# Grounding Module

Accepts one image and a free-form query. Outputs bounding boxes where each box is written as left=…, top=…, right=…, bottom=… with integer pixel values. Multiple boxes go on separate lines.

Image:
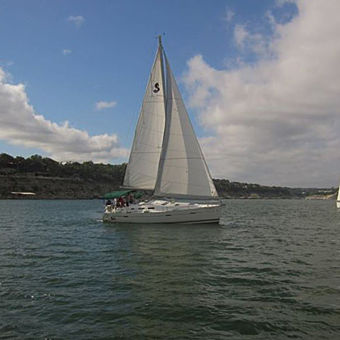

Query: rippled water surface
left=0, top=199, right=339, bottom=339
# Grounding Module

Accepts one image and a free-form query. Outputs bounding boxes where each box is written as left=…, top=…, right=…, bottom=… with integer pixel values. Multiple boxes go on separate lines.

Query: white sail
left=337, top=184, right=340, bottom=208
left=154, top=55, right=218, bottom=199
left=123, top=45, right=166, bottom=190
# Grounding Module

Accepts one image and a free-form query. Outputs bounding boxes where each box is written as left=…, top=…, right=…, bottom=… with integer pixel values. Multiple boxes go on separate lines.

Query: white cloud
left=0, top=59, right=14, bottom=67
left=276, top=0, right=296, bottom=6
left=96, top=101, right=117, bottom=110
left=67, top=15, right=85, bottom=28
left=233, top=24, right=248, bottom=48
left=0, top=69, right=128, bottom=163
left=233, top=24, right=269, bottom=57
left=62, top=49, right=72, bottom=55
left=184, top=0, right=340, bottom=187
left=224, top=8, right=235, bottom=23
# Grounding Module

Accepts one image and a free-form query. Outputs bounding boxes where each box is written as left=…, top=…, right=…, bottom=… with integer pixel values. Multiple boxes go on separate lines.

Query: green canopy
left=104, top=190, right=144, bottom=199
left=104, top=190, right=132, bottom=199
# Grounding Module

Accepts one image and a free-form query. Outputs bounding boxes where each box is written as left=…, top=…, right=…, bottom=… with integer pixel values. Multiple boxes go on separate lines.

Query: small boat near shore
left=104, top=37, right=221, bottom=224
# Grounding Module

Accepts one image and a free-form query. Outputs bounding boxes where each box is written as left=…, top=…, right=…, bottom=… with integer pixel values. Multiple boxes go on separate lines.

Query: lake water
left=0, top=199, right=339, bottom=339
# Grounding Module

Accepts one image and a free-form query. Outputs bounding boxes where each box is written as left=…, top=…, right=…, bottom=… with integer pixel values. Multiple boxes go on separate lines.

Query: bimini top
left=104, top=190, right=143, bottom=199
left=104, top=190, right=133, bottom=199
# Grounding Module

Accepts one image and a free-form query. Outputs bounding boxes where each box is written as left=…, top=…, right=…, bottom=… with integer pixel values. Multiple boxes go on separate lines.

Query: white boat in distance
left=337, top=185, right=340, bottom=208
left=103, top=37, right=221, bottom=224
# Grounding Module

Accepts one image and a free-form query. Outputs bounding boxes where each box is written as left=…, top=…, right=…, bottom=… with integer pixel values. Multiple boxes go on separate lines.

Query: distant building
left=10, top=192, right=36, bottom=196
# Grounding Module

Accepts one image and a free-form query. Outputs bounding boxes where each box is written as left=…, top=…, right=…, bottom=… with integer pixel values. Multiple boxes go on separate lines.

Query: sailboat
left=337, top=185, right=340, bottom=208
left=103, top=37, right=221, bottom=224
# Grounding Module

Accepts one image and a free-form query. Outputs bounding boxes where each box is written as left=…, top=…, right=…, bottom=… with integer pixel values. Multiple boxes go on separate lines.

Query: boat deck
left=103, top=199, right=221, bottom=224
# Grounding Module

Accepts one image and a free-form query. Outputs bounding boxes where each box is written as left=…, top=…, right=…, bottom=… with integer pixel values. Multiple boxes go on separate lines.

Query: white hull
left=103, top=199, right=221, bottom=224
left=337, top=200, right=340, bottom=209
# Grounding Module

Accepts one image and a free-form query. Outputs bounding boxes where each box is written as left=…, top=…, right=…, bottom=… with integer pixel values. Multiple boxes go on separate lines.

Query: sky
left=0, top=0, right=339, bottom=187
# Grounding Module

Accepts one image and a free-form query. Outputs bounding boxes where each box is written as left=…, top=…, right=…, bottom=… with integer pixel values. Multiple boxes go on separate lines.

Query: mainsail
left=124, top=38, right=218, bottom=199
left=123, top=44, right=166, bottom=190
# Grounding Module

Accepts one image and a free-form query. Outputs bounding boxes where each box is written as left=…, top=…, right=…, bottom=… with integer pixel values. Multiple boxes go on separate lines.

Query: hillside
left=0, top=153, right=336, bottom=199
left=0, top=153, right=126, bottom=199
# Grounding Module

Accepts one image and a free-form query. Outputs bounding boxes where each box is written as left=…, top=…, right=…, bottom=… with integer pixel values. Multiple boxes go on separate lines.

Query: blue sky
left=1, top=0, right=339, bottom=186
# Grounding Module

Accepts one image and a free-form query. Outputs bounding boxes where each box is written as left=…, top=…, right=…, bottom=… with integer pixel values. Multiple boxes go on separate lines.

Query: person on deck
left=117, top=196, right=125, bottom=208
left=127, top=193, right=134, bottom=205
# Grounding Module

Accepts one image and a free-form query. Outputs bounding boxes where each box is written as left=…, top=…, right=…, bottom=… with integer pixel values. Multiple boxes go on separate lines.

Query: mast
left=154, top=36, right=168, bottom=195
left=158, top=35, right=167, bottom=118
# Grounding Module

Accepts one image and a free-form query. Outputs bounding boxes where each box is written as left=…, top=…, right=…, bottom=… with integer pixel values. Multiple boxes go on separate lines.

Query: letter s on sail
left=153, top=82, right=160, bottom=93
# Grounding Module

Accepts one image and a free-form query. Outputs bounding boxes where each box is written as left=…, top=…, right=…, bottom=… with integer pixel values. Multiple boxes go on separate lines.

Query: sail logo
left=153, top=82, right=160, bottom=93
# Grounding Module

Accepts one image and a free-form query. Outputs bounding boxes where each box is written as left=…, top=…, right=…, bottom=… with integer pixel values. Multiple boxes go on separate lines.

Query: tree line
left=0, top=153, right=126, bottom=185
left=0, top=153, right=335, bottom=198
